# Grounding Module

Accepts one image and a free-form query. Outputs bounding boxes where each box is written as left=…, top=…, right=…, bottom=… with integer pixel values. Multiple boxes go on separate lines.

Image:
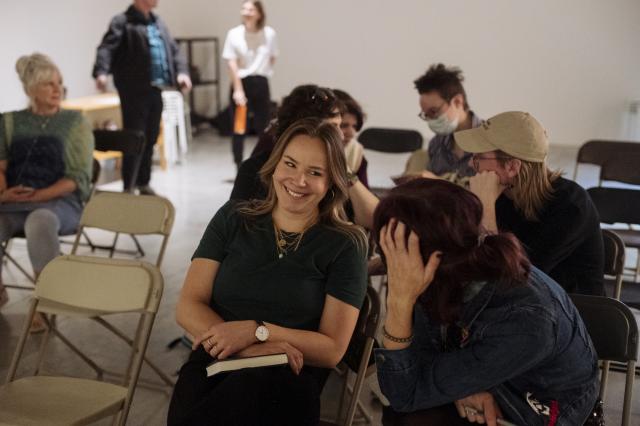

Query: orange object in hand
left=234, top=104, right=247, bottom=135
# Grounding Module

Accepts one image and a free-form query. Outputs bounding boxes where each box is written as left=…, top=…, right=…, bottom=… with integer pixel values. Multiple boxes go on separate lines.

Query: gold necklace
left=273, top=223, right=307, bottom=259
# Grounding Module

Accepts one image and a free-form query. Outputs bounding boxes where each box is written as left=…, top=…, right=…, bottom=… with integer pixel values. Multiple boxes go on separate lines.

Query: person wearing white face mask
left=404, top=64, right=482, bottom=185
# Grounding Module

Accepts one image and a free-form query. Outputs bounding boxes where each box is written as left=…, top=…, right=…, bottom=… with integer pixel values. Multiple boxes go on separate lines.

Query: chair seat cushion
left=0, top=376, right=127, bottom=425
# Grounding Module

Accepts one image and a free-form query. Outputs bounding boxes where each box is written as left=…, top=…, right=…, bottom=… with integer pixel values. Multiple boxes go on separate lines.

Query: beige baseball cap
left=454, top=111, right=549, bottom=162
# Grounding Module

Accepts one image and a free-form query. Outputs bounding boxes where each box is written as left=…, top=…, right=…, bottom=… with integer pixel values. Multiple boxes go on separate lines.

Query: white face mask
left=427, top=112, right=458, bottom=135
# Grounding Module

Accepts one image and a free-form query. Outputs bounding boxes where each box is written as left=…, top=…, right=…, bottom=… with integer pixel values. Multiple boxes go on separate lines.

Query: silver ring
left=465, top=406, right=478, bottom=416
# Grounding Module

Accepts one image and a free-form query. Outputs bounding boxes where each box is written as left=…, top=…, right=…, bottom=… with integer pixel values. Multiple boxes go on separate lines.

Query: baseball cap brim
left=454, top=126, right=496, bottom=154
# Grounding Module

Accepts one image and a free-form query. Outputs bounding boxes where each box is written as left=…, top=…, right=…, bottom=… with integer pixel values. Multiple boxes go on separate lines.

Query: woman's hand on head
left=192, top=320, right=258, bottom=360
left=455, top=392, right=503, bottom=426
left=379, top=219, right=441, bottom=306
left=236, top=341, right=304, bottom=375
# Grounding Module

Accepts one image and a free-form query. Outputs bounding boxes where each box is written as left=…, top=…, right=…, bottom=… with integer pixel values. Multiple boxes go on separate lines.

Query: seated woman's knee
left=24, top=209, right=60, bottom=238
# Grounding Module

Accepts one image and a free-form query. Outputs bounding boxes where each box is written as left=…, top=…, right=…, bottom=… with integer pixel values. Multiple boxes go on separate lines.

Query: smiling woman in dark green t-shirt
left=169, top=118, right=368, bottom=426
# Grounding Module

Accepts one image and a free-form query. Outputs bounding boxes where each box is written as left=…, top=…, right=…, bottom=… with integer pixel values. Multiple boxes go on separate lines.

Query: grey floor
left=0, top=129, right=638, bottom=425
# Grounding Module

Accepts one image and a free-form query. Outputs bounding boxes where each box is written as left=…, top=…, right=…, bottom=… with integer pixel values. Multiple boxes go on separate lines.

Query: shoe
left=136, top=185, right=156, bottom=196
left=29, top=312, right=48, bottom=334
left=0, top=286, right=8, bottom=308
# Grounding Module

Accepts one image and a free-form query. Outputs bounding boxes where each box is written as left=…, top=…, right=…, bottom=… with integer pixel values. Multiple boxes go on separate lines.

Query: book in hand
left=206, top=353, right=288, bottom=377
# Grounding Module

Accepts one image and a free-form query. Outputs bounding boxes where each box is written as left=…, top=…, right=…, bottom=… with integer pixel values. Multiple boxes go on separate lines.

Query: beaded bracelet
left=382, top=326, right=413, bottom=343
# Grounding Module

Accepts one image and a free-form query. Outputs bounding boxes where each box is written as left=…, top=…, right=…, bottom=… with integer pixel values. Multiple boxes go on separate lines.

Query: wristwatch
left=255, top=320, right=269, bottom=342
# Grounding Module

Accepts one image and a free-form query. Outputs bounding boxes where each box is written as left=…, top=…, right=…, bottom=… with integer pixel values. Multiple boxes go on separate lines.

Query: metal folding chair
left=570, top=294, right=639, bottom=426
left=0, top=255, right=163, bottom=425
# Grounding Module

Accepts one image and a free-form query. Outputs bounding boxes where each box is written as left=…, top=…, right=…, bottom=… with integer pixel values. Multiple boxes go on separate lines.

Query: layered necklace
left=273, top=221, right=313, bottom=259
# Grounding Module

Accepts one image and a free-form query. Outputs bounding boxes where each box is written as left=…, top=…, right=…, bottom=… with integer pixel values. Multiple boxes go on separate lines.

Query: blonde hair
left=239, top=118, right=367, bottom=250
left=507, top=159, right=562, bottom=221
left=15, top=53, right=61, bottom=101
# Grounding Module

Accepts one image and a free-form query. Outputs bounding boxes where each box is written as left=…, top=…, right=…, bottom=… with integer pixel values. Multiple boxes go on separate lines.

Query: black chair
left=93, top=129, right=146, bottom=193
left=570, top=294, right=639, bottom=426
left=573, top=140, right=640, bottom=183
left=324, top=286, right=382, bottom=426
left=357, top=128, right=423, bottom=197
left=358, top=128, right=423, bottom=154
left=588, top=184, right=640, bottom=284
left=603, top=229, right=626, bottom=300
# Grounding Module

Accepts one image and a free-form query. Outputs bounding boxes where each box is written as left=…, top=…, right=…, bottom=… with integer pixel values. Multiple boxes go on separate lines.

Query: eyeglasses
left=471, top=154, right=512, bottom=170
left=418, top=102, right=449, bottom=121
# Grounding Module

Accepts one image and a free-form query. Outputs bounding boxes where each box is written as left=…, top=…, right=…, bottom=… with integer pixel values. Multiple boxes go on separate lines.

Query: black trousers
left=118, top=87, right=163, bottom=189
left=229, top=75, right=271, bottom=166
left=382, top=404, right=474, bottom=425
left=168, top=349, right=321, bottom=426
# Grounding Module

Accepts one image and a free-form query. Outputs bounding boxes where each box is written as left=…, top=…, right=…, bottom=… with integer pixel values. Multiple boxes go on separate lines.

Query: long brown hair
left=498, top=153, right=562, bottom=221
left=373, top=178, right=530, bottom=324
left=243, top=1, right=266, bottom=29
left=239, top=118, right=367, bottom=250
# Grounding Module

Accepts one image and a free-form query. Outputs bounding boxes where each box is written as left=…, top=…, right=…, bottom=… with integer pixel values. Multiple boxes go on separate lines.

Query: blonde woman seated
left=0, top=53, right=93, bottom=323
left=168, top=119, right=368, bottom=425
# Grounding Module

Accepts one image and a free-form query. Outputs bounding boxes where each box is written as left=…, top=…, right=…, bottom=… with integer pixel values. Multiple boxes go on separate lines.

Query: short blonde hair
left=15, top=53, right=61, bottom=100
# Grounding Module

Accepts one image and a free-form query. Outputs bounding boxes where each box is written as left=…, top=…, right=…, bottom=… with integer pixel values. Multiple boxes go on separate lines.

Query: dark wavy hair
left=373, top=178, right=530, bottom=324
left=333, top=89, right=366, bottom=131
left=413, top=63, right=469, bottom=111
left=273, top=85, right=343, bottom=139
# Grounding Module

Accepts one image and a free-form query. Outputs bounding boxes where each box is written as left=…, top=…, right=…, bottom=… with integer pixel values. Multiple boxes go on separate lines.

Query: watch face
left=255, top=325, right=269, bottom=342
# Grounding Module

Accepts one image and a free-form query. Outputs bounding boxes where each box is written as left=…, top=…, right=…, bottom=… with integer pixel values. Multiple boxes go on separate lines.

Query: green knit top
left=0, top=109, right=94, bottom=200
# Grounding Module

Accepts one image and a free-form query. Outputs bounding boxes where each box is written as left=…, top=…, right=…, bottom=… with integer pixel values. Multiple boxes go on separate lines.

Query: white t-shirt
left=222, top=25, right=278, bottom=79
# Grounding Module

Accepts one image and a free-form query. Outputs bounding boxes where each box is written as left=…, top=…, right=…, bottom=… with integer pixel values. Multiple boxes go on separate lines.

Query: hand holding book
left=236, top=341, right=304, bottom=375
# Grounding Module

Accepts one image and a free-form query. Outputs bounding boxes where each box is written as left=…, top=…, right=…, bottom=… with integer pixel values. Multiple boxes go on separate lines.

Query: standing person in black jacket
left=92, top=0, right=191, bottom=195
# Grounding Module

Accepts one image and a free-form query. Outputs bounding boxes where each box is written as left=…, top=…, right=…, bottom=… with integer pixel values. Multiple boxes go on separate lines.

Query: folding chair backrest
left=602, top=229, right=626, bottom=299
left=36, top=255, right=163, bottom=314
left=600, top=156, right=640, bottom=186
left=571, top=294, right=638, bottom=426
left=587, top=187, right=640, bottom=225
left=79, top=191, right=175, bottom=236
left=358, top=128, right=423, bottom=153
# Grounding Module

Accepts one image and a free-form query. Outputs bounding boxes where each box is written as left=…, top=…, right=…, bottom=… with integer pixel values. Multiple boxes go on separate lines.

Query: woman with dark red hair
left=373, top=178, right=599, bottom=426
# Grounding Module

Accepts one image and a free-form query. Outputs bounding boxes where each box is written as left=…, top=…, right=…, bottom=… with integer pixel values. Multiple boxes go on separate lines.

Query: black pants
left=382, top=404, right=473, bottom=426
left=118, top=87, right=163, bottom=189
left=168, top=349, right=321, bottom=426
left=229, top=75, right=271, bottom=166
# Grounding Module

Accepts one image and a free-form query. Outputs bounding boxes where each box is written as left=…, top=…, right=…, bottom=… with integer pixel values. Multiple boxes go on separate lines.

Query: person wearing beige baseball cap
left=454, top=111, right=604, bottom=296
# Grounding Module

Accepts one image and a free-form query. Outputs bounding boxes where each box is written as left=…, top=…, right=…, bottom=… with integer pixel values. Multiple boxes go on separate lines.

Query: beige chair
left=71, top=191, right=175, bottom=267
left=0, top=255, right=163, bottom=426
left=50, top=192, right=175, bottom=386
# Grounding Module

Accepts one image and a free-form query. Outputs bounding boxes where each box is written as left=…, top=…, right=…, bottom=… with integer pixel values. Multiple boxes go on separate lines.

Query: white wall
left=2, top=0, right=639, bottom=146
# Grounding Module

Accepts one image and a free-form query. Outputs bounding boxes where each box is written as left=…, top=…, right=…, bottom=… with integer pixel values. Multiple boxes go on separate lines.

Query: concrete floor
left=0, top=130, right=638, bottom=425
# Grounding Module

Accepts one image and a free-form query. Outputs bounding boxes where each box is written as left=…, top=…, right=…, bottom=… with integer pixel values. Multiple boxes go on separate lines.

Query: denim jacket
left=375, top=267, right=599, bottom=426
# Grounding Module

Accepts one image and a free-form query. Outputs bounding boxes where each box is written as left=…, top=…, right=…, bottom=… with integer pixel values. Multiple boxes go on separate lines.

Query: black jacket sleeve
left=92, top=14, right=126, bottom=78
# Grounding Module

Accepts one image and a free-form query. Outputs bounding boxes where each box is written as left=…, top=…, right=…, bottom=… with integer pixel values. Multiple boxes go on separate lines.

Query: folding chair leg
left=130, top=235, right=145, bottom=258
left=599, top=360, right=610, bottom=402
left=95, top=317, right=175, bottom=386
left=49, top=323, right=104, bottom=379
left=622, top=360, right=635, bottom=426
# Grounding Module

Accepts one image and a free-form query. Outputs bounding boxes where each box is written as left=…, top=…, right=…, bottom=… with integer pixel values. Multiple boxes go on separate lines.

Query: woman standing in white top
left=223, top=0, right=278, bottom=170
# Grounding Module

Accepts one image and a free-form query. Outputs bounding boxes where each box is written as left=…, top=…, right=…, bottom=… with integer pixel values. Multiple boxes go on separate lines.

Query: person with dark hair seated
left=168, top=119, right=367, bottom=425
left=333, top=89, right=369, bottom=188
left=373, top=178, right=599, bottom=426
left=232, top=84, right=379, bottom=229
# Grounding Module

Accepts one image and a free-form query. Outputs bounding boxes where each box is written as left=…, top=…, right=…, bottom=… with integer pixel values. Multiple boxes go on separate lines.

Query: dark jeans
left=229, top=75, right=271, bottom=165
left=118, top=87, right=163, bottom=189
left=168, top=349, right=320, bottom=426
